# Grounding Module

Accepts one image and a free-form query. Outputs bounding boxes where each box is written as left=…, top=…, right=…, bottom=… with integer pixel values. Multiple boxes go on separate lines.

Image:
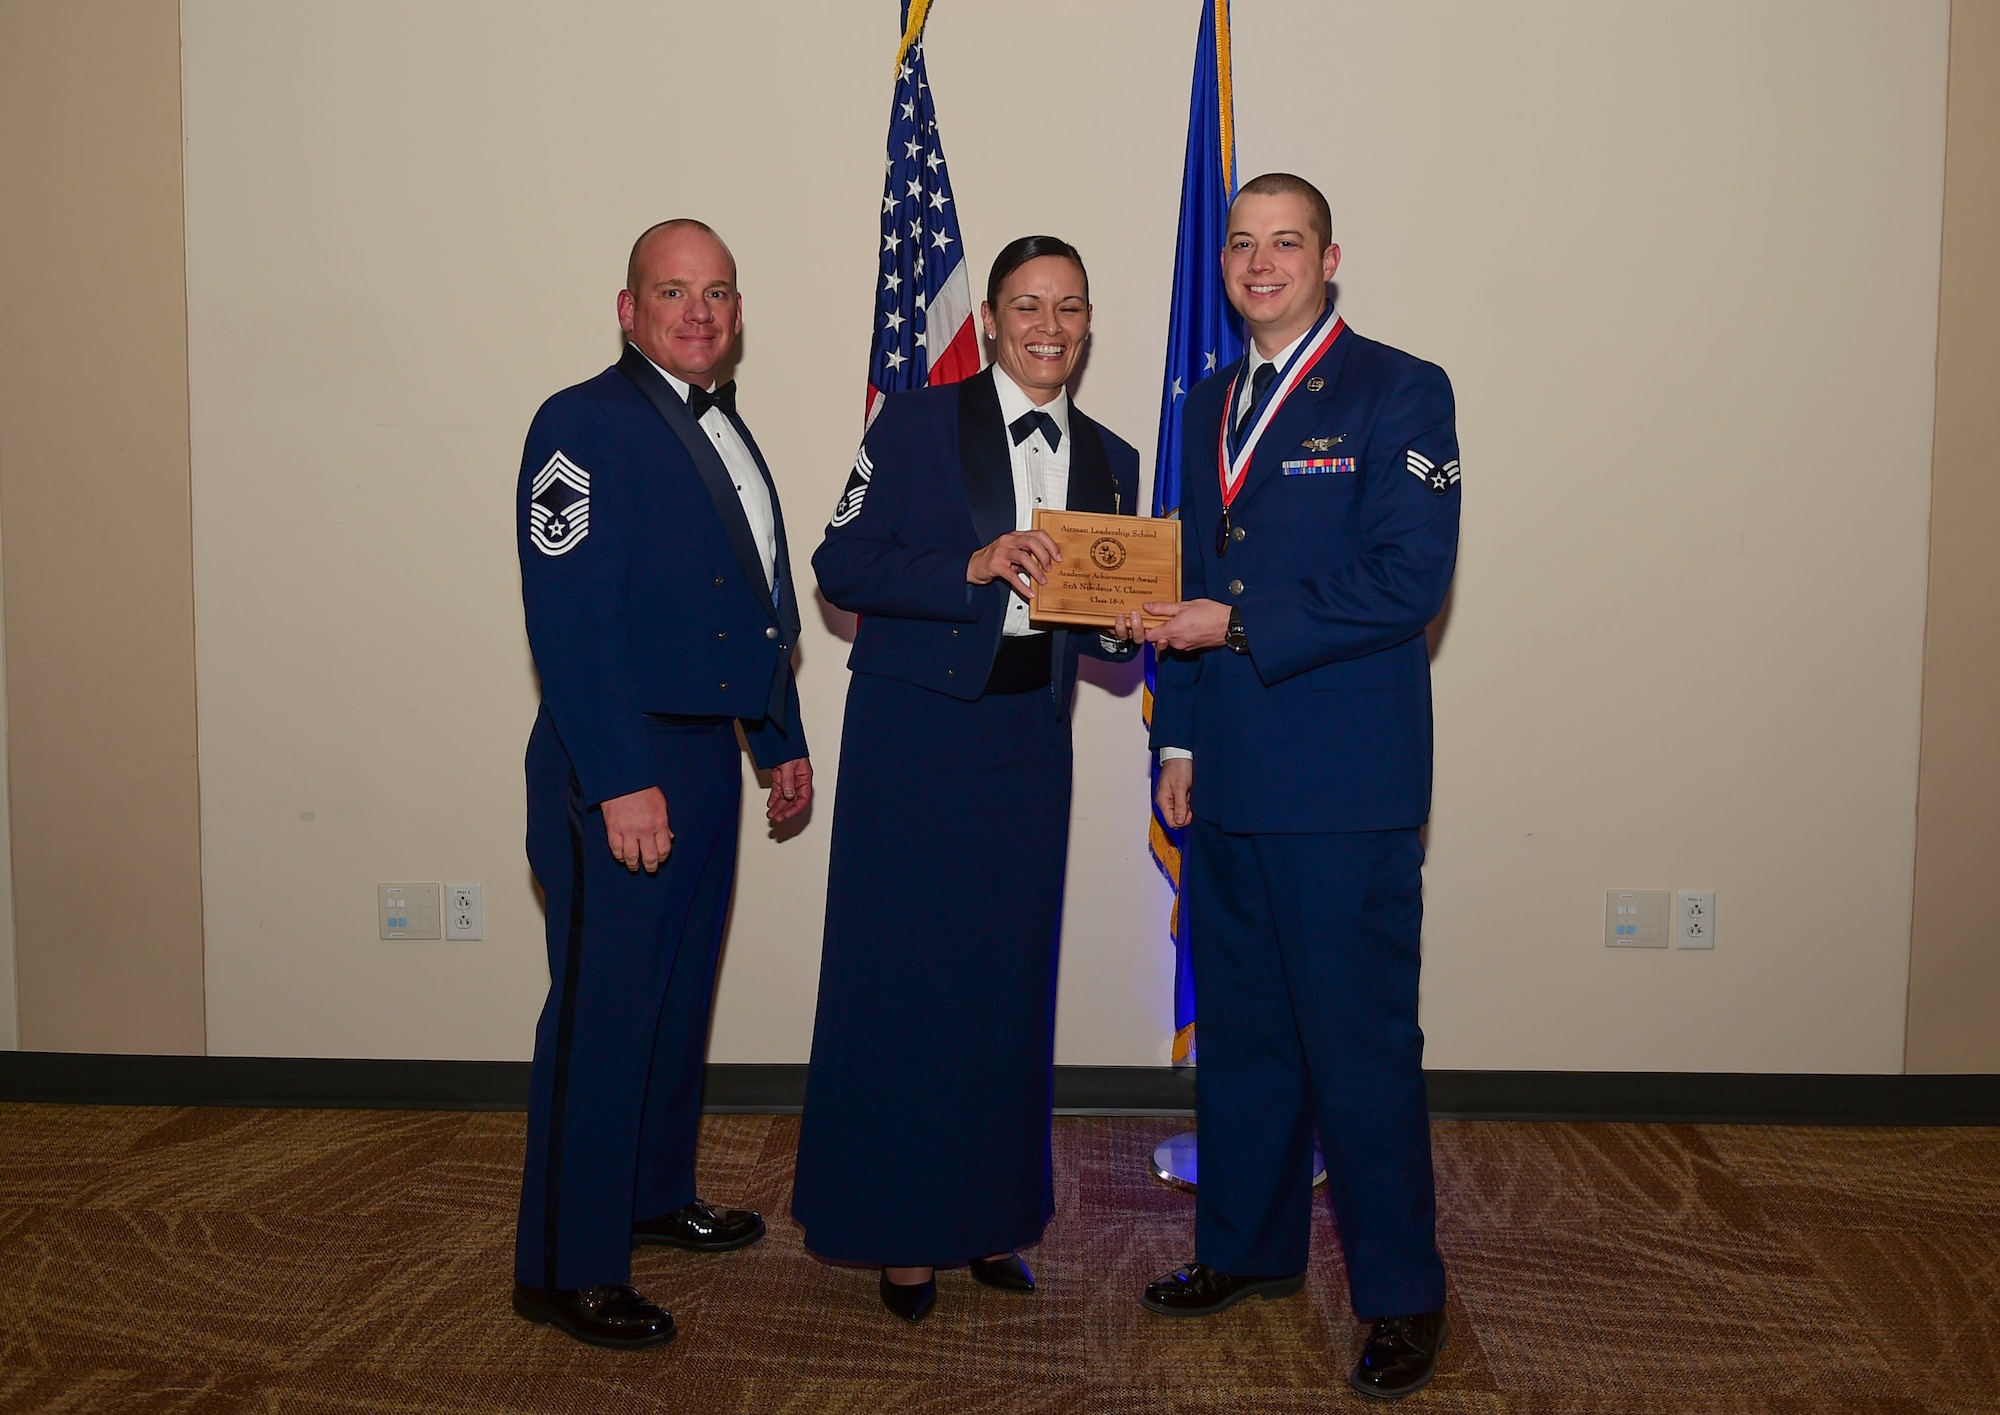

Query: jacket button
left=1232, top=525, right=1247, bottom=542
left=719, top=681, right=729, bottom=690
left=946, top=669, right=955, bottom=677
left=714, top=576, right=725, bottom=587
left=950, top=628, right=959, bottom=637
left=765, top=626, right=778, bottom=639
left=716, top=631, right=728, bottom=641
left=1227, top=579, right=1245, bottom=596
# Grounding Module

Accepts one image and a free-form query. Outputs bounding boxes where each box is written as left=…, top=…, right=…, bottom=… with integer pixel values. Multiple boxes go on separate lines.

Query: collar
left=631, top=344, right=715, bottom=404
left=990, top=363, right=1071, bottom=442
left=1244, top=305, right=1335, bottom=382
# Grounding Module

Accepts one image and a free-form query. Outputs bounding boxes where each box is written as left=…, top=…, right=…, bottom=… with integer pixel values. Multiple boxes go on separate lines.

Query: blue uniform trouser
left=514, top=708, right=742, bottom=1290
left=1187, top=819, right=1446, bottom=1320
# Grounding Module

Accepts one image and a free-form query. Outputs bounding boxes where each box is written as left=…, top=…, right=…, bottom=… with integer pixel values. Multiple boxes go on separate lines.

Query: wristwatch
left=1224, top=607, right=1250, bottom=655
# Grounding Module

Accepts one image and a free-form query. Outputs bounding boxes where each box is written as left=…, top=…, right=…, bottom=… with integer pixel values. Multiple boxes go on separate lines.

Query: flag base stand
left=1149, top=1131, right=1327, bottom=1191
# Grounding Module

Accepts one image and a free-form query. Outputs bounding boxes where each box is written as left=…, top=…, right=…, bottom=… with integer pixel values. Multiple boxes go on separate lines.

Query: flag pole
left=1144, top=0, right=1322, bottom=1194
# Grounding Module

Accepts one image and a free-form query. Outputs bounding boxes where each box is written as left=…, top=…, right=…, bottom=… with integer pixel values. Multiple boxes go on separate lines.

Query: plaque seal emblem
left=1090, top=536, right=1127, bottom=571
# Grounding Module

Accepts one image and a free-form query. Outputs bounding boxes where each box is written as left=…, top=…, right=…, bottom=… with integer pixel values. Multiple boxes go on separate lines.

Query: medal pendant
left=1216, top=507, right=1232, bottom=558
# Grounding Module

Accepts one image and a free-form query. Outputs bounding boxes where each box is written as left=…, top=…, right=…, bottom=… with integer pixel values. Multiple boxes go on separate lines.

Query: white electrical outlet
left=1606, top=889, right=1670, bottom=948
left=379, top=883, right=441, bottom=940
left=1675, top=890, right=1715, bottom=949
left=446, top=883, right=483, bottom=941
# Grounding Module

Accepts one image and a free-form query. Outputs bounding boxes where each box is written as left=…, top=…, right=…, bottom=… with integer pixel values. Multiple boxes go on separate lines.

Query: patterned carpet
left=0, top=1106, right=1994, bottom=1413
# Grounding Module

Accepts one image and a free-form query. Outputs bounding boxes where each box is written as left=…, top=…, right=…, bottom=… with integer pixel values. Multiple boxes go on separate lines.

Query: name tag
left=1281, top=457, right=1355, bottom=476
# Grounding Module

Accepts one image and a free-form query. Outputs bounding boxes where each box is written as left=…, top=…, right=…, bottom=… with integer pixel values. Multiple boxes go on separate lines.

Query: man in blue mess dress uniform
left=510, top=219, right=813, bottom=1350
left=1136, top=174, right=1461, bottom=1401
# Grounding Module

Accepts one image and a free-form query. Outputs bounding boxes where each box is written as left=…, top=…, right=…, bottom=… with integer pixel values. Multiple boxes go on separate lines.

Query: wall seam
left=1902, top=0, right=1960, bottom=1076
left=176, top=1, right=210, bottom=1056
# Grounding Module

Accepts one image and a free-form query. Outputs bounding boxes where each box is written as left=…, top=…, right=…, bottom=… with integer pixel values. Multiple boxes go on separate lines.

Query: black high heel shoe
left=879, top=1270, right=936, bottom=1323
left=968, top=1253, right=1035, bottom=1293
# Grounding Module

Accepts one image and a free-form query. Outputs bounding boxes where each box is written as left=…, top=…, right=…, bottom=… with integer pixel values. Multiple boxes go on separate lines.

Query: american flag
left=865, top=0, right=977, bottom=426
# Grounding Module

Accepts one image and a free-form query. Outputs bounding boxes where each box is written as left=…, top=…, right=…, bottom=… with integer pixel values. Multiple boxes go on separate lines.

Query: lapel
left=1065, top=409, right=1119, bottom=514
left=956, top=367, right=1017, bottom=549
left=1236, top=327, right=1358, bottom=509
left=616, top=344, right=772, bottom=612
left=723, top=413, right=801, bottom=641
left=1201, top=356, right=1249, bottom=510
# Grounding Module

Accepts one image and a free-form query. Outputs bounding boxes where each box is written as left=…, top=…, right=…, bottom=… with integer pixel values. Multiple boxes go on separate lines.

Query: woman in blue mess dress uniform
left=792, top=237, right=1140, bottom=1323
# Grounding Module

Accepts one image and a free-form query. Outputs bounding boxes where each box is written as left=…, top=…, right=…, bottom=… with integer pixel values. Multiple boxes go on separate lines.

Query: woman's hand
left=968, top=529, right=1062, bottom=601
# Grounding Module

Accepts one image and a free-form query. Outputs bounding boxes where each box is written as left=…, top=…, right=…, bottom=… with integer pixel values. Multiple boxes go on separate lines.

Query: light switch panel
left=378, top=883, right=441, bottom=940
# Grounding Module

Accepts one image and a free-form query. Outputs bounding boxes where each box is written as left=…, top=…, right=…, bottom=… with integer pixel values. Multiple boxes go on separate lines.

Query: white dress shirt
left=991, top=365, right=1071, bottom=638
left=1162, top=314, right=1330, bottom=764
left=640, top=349, right=777, bottom=592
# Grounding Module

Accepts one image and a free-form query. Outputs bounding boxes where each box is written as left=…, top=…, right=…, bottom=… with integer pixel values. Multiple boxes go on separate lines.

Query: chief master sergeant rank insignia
left=529, top=450, right=591, bottom=555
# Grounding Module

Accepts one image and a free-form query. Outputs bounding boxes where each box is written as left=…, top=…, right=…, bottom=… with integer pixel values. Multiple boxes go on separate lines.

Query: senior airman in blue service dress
left=511, top=220, right=813, bottom=1351
left=1140, top=176, right=1459, bottom=1401
left=792, top=238, right=1138, bottom=1324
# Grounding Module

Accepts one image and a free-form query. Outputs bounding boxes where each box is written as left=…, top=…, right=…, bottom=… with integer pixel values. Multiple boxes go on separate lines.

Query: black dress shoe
left=1349, top=1310, right=1449, bottom=1400
left=879, top=1271, right=937, bottom=1323
left=511, top=1282, right=676, bottom=1350
left=631, top=1198, right=766, bottom=1253
left=967, top=1253, right=1035, bottom=1293
left=1140, top=1260, right=1306, bottom=1316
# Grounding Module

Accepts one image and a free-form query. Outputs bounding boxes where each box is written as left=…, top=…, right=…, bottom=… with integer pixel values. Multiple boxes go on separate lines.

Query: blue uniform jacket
left=517, top=345, right=807, bottom=805
left=813, top=367, right=1139, bottom=714
left=1150, top=325, right=1460, bottom=833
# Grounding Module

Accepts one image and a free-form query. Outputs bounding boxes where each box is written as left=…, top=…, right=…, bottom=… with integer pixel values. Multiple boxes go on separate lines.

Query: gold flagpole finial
left=893, top=0, right=934, bottom=75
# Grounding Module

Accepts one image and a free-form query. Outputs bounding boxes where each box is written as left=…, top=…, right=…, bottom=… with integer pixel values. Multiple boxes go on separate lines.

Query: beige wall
left=0, top=0, right=207, bottom=1054
left=1906, top=0, right=2000, bottom=1074
left=176, top=0, right=1952, bottom=1072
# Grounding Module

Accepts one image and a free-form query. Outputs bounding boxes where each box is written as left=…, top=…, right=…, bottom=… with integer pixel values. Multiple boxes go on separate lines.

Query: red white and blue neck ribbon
left=1217, top=306, right=1345, bottom=507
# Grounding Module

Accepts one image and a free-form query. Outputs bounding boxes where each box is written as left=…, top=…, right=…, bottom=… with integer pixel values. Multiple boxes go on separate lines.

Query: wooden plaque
left=1027, top=509, right=1183, bottom=629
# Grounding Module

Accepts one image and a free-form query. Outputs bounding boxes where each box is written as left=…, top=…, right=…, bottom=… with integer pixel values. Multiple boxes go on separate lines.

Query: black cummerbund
left=983, top=632, right=1054, bottom=696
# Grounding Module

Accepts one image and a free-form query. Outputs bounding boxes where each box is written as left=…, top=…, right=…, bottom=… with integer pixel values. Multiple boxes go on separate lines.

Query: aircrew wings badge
left=1406, top=448, right=1461, bottom=496
left=829, top=446, right=873, bottom=527
left=530, top=451, right=590, bottom=555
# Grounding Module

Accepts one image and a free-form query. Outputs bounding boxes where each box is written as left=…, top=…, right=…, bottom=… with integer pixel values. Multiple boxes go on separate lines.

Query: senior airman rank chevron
left=829, top=446, right=874, bottom=527
left=529, top=450, right=590, bottom=555
left=1406, top=448, right=1461, bottom=496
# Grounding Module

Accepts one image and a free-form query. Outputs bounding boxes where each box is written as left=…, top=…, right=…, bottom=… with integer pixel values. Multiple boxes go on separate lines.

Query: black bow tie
left=687, top=380, right=737, bottom=420
left=1008, top=409, right=1062, bottom=452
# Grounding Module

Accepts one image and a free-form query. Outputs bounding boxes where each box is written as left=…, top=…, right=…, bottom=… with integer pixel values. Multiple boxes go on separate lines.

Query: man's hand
left=1109, top=609, right=1151, bottom=644
left=1142, top=599, right=1232, bottom=652
left=969, top=529, right=1062, bottom=601
left=1157, top=757, right=1193, bottom=830
left=766, top=757, right=814, bottom=824
left=602, top=786, right=672, bottom=873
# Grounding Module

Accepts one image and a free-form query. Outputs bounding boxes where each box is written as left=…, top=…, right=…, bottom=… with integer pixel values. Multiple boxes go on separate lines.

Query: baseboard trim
left=0, top=1053, right=1994, bottom=1124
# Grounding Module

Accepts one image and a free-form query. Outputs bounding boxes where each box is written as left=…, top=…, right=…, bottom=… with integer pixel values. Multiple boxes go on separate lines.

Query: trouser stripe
left=541, top=770, right=591, bottom=1286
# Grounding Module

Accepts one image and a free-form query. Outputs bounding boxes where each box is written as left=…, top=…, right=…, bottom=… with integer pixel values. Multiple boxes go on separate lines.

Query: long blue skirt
left=791, top=669, right=1072, bottom=1266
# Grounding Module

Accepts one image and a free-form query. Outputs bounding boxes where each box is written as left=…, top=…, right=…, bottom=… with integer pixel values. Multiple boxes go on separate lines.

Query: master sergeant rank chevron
left=529, top=450, right=591, bottom=555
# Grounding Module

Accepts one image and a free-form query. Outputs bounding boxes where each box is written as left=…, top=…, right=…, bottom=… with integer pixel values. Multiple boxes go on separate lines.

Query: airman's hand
left=767, top=757, right=813, bottom=824
left=1156, top=757, right=1193, bottom=830
left=1142, top=599, right=1232, bottom=652
left=602, top=786, right=672, bottom=873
